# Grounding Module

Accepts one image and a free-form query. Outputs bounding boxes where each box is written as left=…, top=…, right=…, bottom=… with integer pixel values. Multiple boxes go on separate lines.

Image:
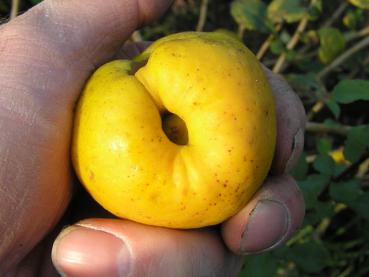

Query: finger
left=52, top=219, right=243, bottom=277
left=222, top=175, right=305, bottom=254
left=263, top=67, right=306, bottom=174
left=0, top=0, right=172, bottom=273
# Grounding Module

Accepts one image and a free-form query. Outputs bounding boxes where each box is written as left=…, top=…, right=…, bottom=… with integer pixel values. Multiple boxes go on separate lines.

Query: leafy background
left=2, top=0, right=369, bottom=276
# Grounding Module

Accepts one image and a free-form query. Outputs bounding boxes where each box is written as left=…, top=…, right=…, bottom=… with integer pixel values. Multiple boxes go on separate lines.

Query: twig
left=238, top=24, right=245, bottom=39
left=322, top=2, right=349, bottom=28
left=256, top=23, right=283, bottom=60
left=196, top=0, right=209, bottom=32
left=306, top=81, right=330, bottom=121
left=344, top=25, right=369, bottom=42
left=306, top=122, right=351, bottom=136
left=10, top=0, right=20, bottom=20
left=316, top=218, right=331, bottom=236
left=257, top=35, right=274, bottom=60
left=272, top=16, right=309, bottom=73
left=306, top=101, right=324, bottom=121
left=318, top=34, right=369, bottom=79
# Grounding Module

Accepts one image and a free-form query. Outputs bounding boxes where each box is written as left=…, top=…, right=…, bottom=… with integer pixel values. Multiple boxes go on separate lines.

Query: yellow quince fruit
left=72, top=32, right=276, bottom=229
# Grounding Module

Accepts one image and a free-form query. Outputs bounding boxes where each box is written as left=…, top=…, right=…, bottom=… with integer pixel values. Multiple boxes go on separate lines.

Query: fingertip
left=52, top=224, right=131, bottom=277
left=222, top=175, right=305, bottom=255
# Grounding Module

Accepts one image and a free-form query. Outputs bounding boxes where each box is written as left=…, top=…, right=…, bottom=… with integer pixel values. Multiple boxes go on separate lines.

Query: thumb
left=0, top=0, right=171, bottom=273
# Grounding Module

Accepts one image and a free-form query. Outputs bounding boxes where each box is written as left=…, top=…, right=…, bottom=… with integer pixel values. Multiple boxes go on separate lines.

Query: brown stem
left=10, top=0, right=20, bottom=19
left=272, top=16, right=309, bottom=73
left=306, top=101, right=324, bottom=121
left=306, top=122, right=351, bottom=136
left=256, top=23, right=283, bottom=60
left=257, top=35, right=274, bottom=60
left=318, top=34, right=369, bottom=79
left=345, top=25, right=369, bottom=42
left=238, top=24, right=245, bottom=39
left=322, top=2, right=349, bottom=28
left=196, top=0, right=209, bottom=32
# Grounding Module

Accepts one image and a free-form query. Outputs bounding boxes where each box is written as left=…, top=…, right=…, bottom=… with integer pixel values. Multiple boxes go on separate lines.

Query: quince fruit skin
left=72, top=32, right=276, bottom=229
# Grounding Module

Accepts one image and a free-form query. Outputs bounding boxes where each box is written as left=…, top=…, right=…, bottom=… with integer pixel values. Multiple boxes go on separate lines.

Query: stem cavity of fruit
left=161, top=113, right=189, bottom=145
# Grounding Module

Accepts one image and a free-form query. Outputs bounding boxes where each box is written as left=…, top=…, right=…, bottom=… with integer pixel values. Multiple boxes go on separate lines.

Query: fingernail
left=52, top=226, right=131, bottom=277
left=285, top=128, right=304, bottom=173
left=240, top=199, right=290, bottom=254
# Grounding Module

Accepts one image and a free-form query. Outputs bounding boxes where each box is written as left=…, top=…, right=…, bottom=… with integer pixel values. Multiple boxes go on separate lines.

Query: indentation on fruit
left=128, top=60, right=147, bottom=75
left=161, top=112, right=189, bottom=145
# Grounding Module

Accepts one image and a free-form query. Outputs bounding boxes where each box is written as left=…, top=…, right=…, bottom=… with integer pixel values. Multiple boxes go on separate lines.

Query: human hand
left=0, top=0, right=305, bottom=276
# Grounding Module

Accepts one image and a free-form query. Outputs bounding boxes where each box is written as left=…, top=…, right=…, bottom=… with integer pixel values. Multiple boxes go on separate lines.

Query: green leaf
left=318, top=28, right=346, bottom=64
left=267, top=0, right=306, bottom=23
left=334, top=163, right=347, bottom=177
left=270, top=37, right=284, bottom=54
left=285, top=241, right=330, bottom=273
left=296, top=59, right=324, bottom=72
left=230, top=0, right=273, bottom=33
left=285, top=49, right=297, bottom=61
left=308, top=0, right=322, bottom=20
left=349, top=0, right=369, bottom=9
left=298, top=174, right=330, bottom=209
left=239, top=253, right=278, bottom=277
left=325, top=99, right=341, bottom=118
left=291, top=152, right=308, bottom=180
left=332, top=79, right=369, bottom=104
left=344, top=125, right=369, bottom=162
left=313, top=154, right=335, bottom=176
left=330, top=180, right=362, bottom=203
left=330, top=180, right=369, bottom=221
left=323, top=119, right=342, bottom=129
left=286, top=73, right=320, bottom=96
left=317, top=138, right=332, bottom=154
left=305, top=201, right=335, bottom=226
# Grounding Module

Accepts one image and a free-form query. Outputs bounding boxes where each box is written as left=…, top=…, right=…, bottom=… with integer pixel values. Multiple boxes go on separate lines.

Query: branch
left=318, top=34, right=369, bottom=79
left=238, top=24, right=246, bottom=39
left=306, top=81, right=329, bottom=121
left=322, top=2, right=349, bottom=28
left=344, top=25, right=369, bottom=42
left=10, top=0, right=20, bottom=20
left=257, top=35, right=274, bottom=60
left=306, top=122, right=351, bottom=136
left=196, top=0, right=209, bottom=32
left=272, top=16, right=309, bottom=73
left=256, top=23, right=283, bottom=60
left=306, top=101, right=324, bottom=121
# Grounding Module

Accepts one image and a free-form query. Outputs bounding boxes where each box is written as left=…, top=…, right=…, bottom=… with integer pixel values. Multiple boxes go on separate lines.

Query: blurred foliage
left=2, top=0, right=369, bottom=276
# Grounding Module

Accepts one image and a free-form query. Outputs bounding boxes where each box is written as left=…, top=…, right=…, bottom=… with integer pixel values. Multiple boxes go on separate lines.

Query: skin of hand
left=0, top=0, right=306, bottom=276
